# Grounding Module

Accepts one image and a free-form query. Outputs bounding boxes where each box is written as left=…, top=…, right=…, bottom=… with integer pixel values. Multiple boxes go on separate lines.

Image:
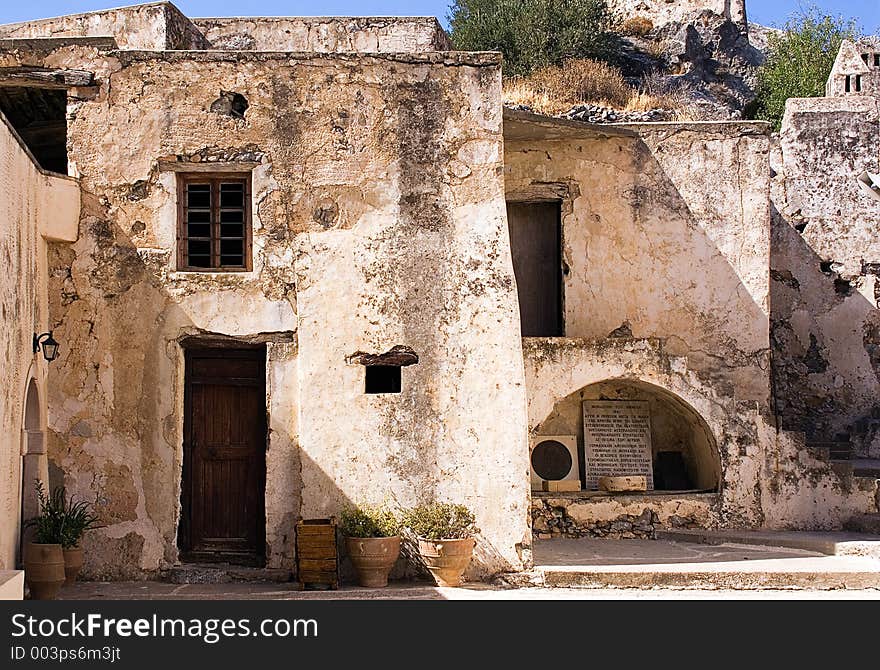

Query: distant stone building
left=826, top=38, right=880, bottom=97
left=0, top=3, right=878, bottom=586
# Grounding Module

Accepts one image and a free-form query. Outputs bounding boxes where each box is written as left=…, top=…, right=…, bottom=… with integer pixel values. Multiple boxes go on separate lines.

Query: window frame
left=176, top=172, right=253, bottom=272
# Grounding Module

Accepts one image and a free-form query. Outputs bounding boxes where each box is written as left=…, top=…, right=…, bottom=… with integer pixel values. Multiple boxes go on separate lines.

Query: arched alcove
left=534, top=378, right=721, bottom=492
left=19, top=377, right=46, bottom=566
left=24, top=379, right=40, bottom=432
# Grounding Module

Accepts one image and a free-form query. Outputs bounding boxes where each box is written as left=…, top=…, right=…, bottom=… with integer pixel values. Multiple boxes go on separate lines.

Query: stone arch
left=19, top=375, right=47, bottom=564
left=24, top=377, right=40, bottom=432
left=534, top=377, right=721, bottom=491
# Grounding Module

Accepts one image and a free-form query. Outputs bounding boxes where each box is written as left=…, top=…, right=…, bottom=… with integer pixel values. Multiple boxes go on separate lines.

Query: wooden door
left=180, top=347, right=266, bottom=565
left=506, top=201, right=563, bottom=336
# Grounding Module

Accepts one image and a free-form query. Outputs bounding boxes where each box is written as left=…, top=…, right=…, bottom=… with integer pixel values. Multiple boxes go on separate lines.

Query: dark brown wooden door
left=180, top=347, right=266, bottom=565
left=507, top=201, right=563, bottom=336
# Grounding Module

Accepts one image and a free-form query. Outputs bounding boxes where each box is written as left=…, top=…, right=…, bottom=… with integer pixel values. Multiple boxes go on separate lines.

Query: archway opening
left=18, top=379, right=44, bottom=566
left=534, top=378, right=720, bottom=492
left=24, top=380, right=40, bottom=431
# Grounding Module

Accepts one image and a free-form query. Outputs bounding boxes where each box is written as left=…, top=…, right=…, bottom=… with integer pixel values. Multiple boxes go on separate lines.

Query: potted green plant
left=340, top=504, right=401, bottom=588
left=22, top=481, right=66, bottom=600
left=403, top=502, right=478, bottom=587
left=57, top=489, right=100, bottom=585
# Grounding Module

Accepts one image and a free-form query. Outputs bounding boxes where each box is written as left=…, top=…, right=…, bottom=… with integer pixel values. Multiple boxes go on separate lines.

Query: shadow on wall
left=534, top=378, right=721, bottom=492
left=45, top=216, right=512, bottom=581
left=770, top=203, right=880, bottom=454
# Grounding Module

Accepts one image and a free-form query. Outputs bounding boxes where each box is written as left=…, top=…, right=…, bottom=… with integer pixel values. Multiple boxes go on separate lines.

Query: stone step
left=809, top=441, right=853, bottom=459
left=161, top=563, right=293, bottom=584
left=830, top=459, right=880, bottom=479
left=540, top=564, right=880, bottom=590
left=844, top=514, right=880, bottom=535
left=534, top=538, right=880, bottom=590
left=656, top=528, right=880, bottom=558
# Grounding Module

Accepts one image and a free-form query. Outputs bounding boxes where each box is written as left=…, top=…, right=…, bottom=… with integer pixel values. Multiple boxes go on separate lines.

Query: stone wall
left=0, top=113, right=78, bottom=570
left=532, top=492, right=718, bottom=539
left=609, top=0, right=747, bottom=27
left=504, top=116, right=772, bottom=404
left=771, top=96, right=880, bottom=456
left=0, top=3, right=210, bottom=50
left=193, top=17, right=451, bottom=52
left=508, top=113, right=877, bottom=529
left=33, top=46, right=529, bottom=579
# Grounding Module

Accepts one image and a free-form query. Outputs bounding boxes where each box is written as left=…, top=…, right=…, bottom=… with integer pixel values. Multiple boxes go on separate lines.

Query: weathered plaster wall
left=504, top=120, right=772, bottom=404
left=0, top=113, right=78, bottom=570
left=609, top=0, right=746, bottom=27
left=0, top=2, right=210, bottom=50
left=40, top=48, right=528, bottom=579
left=523, top=338, right=878, bottom=530
left=772, top=96, right=880, bottom=455
left=193, top=17, right=451, bottom=52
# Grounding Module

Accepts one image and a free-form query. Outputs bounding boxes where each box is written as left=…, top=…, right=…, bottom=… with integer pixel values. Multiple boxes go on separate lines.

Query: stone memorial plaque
left=583, top=400, right=654, bottom=490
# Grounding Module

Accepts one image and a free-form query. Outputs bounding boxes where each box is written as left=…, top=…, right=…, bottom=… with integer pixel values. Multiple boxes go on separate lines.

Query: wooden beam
left=0, top=68, right=94, bottom=89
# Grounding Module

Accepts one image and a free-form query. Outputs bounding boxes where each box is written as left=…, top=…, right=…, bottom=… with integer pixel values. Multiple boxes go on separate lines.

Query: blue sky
left=0, top=1, right=876, bottom=32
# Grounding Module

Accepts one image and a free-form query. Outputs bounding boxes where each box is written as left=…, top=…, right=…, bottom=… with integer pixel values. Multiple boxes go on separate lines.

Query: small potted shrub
left=22, top=481, right=66, bottom=600
left=404, top=502, right=478, bottom=587
left=340, top=504, right=401, bottom=588
left=58, top=489, right=100, bottom=585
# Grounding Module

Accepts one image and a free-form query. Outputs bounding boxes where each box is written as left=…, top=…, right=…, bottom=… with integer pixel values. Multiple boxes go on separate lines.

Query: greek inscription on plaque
left=583, top=400, right=654, bottom=490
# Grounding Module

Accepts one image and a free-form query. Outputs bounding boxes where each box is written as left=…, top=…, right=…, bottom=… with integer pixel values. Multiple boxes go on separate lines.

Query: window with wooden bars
left=177, top=174, right=252, bottom=271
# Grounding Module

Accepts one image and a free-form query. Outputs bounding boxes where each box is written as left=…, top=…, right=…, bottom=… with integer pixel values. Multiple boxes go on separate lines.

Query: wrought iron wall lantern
left=33, top=331, right=60, bottom=362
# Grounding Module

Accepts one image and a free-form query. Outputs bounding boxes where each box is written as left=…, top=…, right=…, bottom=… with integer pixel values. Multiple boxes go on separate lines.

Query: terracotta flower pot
left=63, top=546, right=84, bottom=585
left=24, top=543, right=65, bottom=600
left=345, top=536, right=401, bottom=587
left=417, top=537, right=475, bottom=587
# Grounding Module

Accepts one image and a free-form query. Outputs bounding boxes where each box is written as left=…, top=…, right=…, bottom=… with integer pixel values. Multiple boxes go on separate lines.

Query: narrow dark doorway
left=179, top=346, right=266, bottom=565
left=506, top=201, right=563, bottom=336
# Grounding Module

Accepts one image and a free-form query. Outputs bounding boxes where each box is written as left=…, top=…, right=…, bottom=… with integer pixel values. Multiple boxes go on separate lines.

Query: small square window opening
left=365, top=365, right=402, bottom=394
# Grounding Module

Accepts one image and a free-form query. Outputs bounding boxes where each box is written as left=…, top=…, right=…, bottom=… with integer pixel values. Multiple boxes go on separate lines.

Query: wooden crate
left=295, top=518, right=339, bottom=589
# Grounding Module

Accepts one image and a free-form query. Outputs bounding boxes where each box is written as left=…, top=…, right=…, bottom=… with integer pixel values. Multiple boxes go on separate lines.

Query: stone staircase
left=806, top=434, right=880, bottom=531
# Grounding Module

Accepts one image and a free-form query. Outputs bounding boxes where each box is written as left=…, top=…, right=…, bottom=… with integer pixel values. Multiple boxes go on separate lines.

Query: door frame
left=178, top=344, right=267, bottom=565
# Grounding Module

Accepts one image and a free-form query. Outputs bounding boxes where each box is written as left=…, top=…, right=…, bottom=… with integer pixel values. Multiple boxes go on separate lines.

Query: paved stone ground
left=56, top=581, right=880, bottom=600
left=50, top=538, right=880, bottom=599
left=533, top=538, right=827, bottom=566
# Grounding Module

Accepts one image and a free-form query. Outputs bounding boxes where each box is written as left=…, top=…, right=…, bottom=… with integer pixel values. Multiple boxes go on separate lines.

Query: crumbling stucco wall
left=504, top=117, right=772, bottom=404
left=193, top=17, right=451, bottom=52
left=772, top=96, right=880, bottom=456
left=608, top=0, right=746, bottom=27
left=0, top=2, right=210, bottom=50
left=523, top=338, right=878, bottom=530
left=40, top=47, right=528, bottom=579
left=0, top=113, right=78, bottom=570
left=508, top=114, right=876, bottom=529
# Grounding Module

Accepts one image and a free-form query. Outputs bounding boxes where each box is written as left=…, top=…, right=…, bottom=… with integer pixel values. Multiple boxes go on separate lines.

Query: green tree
left=448, top=0, right=619, bottom=78
left=754, top=7, right=861, bottom=130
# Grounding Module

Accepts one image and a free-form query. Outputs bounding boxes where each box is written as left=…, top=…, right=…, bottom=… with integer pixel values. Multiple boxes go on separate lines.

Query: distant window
left=875, top=54, right=880, bottom=67
left=863, top=53, right=870, bottom=65
left=845, top=75, right=852, bottom=93
left=365, top=366, right=401, bottom=394
left=177, top=174, right=251, bottom=271
left=856, top=75, right=863, bottom=92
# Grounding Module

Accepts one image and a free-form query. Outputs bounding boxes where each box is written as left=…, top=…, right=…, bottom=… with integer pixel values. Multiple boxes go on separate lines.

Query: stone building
left=0, top=3, right=877, bottom=584
left=826, top=39, right=880, bottom=98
